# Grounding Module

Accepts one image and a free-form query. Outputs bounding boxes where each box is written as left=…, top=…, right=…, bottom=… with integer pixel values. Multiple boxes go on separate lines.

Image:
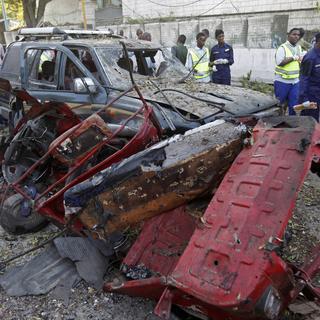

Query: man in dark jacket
left=171, top=35, right=188, bottom=65
left=210, top=29, right=234, bottom=85
left=299, top=32, right=320, bottom=121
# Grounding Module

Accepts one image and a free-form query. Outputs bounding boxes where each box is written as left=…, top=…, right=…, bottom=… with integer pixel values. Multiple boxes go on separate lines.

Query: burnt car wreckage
left=0, top=28, right=319, bottom=320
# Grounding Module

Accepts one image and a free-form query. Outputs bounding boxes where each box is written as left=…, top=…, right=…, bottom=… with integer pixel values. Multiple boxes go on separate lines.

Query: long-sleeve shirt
left=299, top=47, right=320, bottom=104
left=210, top=43, right=234, bottom=80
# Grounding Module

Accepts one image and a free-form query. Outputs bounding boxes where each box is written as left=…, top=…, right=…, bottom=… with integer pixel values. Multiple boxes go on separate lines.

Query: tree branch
left=22, top=0, right=52, bottom=27
left=36, top=0, right=52, bottom=24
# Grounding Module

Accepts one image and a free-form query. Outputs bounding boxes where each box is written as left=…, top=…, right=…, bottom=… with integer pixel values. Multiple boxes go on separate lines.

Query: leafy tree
left=0, top=0, right=52, bottom=27
left=0, top=0, right=23, bottom=23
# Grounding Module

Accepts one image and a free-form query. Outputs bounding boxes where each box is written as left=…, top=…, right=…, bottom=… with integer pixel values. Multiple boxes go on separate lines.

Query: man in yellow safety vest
left=274, top=28, right=303, bottom=115
left=185, top=32, right=213, bottom=83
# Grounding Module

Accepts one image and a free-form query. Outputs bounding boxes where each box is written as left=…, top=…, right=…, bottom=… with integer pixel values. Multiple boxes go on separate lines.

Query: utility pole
left=1, top=0, right=8, bottom=31
left=81, top=0, right=87, bottom=30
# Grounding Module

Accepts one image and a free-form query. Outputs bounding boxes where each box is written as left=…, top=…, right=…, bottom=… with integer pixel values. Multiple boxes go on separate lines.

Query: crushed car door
left=20, top=44, right=108, bottom=105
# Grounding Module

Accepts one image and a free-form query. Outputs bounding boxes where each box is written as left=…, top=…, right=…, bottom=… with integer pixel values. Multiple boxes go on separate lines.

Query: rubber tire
left=0, top=193, right=48, bottom=234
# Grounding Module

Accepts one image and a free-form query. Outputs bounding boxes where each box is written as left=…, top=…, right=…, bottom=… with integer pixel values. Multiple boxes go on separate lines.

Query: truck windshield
left=95, top=46, right=188, bottom=89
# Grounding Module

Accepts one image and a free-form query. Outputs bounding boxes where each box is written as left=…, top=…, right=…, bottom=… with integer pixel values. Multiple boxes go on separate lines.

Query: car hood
left=128, top=80, right=278, bottom=117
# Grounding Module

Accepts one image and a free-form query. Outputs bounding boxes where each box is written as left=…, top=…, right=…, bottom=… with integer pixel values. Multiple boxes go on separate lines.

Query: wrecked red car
left=2, top=28, right=320, bottom=320
left=64, top=116, right=320, bottom=320
left=0, top=28, right=280, bottom=234
left=1, top=82, right=320, bottom=319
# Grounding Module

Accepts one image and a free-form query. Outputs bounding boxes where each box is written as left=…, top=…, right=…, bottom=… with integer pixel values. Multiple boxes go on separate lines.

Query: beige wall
left=122, top=0, right=315, bottom=20
left=44, top=0, right=96, bottom=27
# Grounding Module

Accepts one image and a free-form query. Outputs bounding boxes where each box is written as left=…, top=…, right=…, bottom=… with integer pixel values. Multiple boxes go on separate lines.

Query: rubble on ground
left=281, top=172, right=320, bottom=267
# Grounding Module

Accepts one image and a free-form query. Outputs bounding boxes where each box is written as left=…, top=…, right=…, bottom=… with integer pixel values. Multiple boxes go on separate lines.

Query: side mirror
left=73, top=77, right=98, bottom=94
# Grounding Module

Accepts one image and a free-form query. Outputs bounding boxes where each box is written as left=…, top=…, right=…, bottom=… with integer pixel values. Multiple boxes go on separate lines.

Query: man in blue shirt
left=210, top=29, right=234, bottom=85
left=299, top=33, right=320, bottom=122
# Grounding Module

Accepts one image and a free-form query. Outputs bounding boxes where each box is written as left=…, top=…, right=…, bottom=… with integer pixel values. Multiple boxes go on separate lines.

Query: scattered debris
left=0, top=236, right=113, bottom=304
left=0, top=47, right=318, bottom=319
left=105, top=116, right=320, bottom=320
left=281, top=173, right=320, bottom=266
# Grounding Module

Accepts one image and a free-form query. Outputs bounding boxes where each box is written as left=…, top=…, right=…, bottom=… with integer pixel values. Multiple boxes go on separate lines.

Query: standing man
left=201, top=28, right=214, bottom=52
left=141, top=32, right=160, bottom=75
left=210, top=29, right=234, bottom=85
left=171, top=34, right=188, bottom=65
left=185, top=32, right=211, bottom=83
left=141, top=32, right=152, bottom=42
left=136, top=29, right=144, bottom=40
left=298, top=28, right=312, bottom=52
left=298, top=33, right=320, bottom=122
left=274, top=28, right=303, bottom=115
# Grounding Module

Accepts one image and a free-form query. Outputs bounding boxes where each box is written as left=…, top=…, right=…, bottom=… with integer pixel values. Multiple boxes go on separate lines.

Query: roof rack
left=18, top=27, right=66, bottom=36
left=18, top=27, right=122, bottom=40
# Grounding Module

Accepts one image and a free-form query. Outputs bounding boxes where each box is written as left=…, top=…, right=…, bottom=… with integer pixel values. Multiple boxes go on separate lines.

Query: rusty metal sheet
left=105, top=116, right=320, bottom=320
left=122, top=205, right=197, bottom=277
left=168, top=116, right=319, bottom=316
left=64, top=120, right=246, bottom=236
left=52, top=113, right=112, bottom=165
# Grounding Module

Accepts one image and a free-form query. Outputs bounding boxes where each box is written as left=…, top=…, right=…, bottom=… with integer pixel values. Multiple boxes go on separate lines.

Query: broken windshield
left=95, top=47, right=189, bottom=89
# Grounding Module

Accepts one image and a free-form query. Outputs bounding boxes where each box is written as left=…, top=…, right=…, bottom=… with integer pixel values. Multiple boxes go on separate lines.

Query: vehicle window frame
left=0, top=43, right=22, bottom=78
left=64, top=45, right=108, bottom=86
left=20, top=43, right=108, bottom=105
left=27, top=49, right=40, bottom=80
left=26, top=49, right=60, bottom=90
left=59, top=54, right=86, bottom=92
left=94, top=46, right=187, bottom=90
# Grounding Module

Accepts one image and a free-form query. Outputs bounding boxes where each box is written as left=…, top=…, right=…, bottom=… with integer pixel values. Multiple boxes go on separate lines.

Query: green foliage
left=0, top=0, right=24, bottom=23
left=240, top=71, right=274, bottom=95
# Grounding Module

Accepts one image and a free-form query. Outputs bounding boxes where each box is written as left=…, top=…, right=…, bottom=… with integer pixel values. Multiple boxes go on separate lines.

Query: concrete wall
left=44, top=0, right=96, bottom=28
left=95, top=6, right=122, bottom=25
left=44, top=0, right=81, bottom=26
left=232, top=48, right=276, bottom=82
left=112, top=5, right=320, bottom=83
left=117, top=9, right=319, bottom=48
left=42, top=0, right=319, bottom=83
left=122, top=0, right=315, bottom=19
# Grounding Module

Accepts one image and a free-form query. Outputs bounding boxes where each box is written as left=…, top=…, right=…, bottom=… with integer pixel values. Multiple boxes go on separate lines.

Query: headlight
left=255, top=286, right=282, bottom=319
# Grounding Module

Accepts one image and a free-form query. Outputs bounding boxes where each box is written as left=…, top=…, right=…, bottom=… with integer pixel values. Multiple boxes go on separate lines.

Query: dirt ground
left=283, top=172, right=320, bottom=320
left=1, top=173, right=320, bottom=320
left=0, top=222, right=159, bottom=320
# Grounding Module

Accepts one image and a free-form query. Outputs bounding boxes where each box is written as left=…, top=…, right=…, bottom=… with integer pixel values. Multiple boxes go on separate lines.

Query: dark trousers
left=301, top=107, right=319, bottom=122
left=274, top=80, right=299, bottom=115
left=212, top=77, right=231, bottom=85
left=300, top=95, right=320, bottom=122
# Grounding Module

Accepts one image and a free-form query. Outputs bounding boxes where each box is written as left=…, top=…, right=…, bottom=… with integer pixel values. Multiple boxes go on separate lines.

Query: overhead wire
left=229, top=0, right=241, bottom=14
left=122, top=1, right=146, bottom=20
left=145, top=0, right=204, bottom=8
left=122, top=0, right=230, bottom=22
left=198, top=0, right=228, bottom=16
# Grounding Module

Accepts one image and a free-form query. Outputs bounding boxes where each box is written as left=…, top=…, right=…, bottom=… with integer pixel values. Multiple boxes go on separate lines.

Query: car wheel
left=0, top=193, right=48, bottom=234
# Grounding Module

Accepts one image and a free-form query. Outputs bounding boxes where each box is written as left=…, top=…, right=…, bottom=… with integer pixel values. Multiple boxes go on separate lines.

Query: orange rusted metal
left=75, top=121, right=245, bottom=234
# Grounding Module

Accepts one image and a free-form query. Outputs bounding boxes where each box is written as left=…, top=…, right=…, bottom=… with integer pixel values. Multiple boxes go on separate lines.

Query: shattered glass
left=95, top=47, right=188, bottom=90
